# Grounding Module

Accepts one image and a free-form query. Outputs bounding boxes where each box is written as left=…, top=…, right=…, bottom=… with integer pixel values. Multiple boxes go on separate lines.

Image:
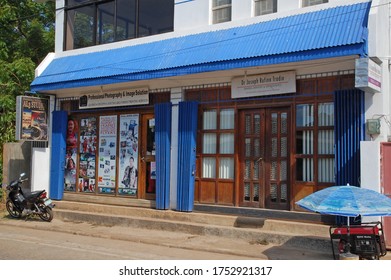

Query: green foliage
left=0, top=0, right=55, bottom=183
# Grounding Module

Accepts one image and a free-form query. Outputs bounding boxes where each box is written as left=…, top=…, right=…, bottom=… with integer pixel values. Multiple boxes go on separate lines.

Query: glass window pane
left=245, top=115, right=251, bottom=134
left=254, top=114, right=261, bottom=134
left=213, top=0, right=231, bottom=7
left=255, top=0, right=277, bottom=16
left=303, top=0, right=328, bottom=7
left=271, top=113, right=278, bottom=134
left=220, top=109, right=234, bottom=129
left=318, top=130, right=334, bottom=155
left=67, top=5, right=95, bottom=50
left=220, top=133, right=234, bottom=154
left=139, top=0, right=174, bottom=37
left=270, top=183, right=277, bottom=202
left=318, top=102, right=334, bottom=126
left=244, top=160, right=251, bottom=180
left=280, top=160, right=287, bottom=181
left=281, top=184, right=287, bottom=202
left=296, top=130, right=313, bottom=155
left=244, top=183, right=250, bottom=201
left=281, top=112, right=287, bottom=134
left=219, top=158, right=234, bottom=179
left=296, top=104, right=314, bottom=127
left=97, top=2, right=115, bottom=44
left=253, top=184, right=259, bottom=201
left=318, top=158, right=335, bottom=183
left=203, top=110, right=217, bottom=130
left=212, top=0, right=232, bottom=24
left=67, top=0, right=90, bottom=7
left=245, top=138, right=251, bottom=157
left=116, top=0, right=136, bottom=40
left=202, top=157, right=216, bottom=178
left=296, top=158, right=314, bottom=182
left=203, top=133, right=216, bottom=154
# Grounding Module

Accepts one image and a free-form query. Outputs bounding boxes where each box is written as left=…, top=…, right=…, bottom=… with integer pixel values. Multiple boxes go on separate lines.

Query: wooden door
left=139, top=113, right=156, bottom=200
left=239, top=108, right=290, bottom=210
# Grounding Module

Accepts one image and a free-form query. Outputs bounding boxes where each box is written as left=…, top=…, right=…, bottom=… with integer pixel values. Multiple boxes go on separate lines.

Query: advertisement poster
left=64, top=118, right=78, bottom=191
left=118, top=114, right=139, bottom=196
left=98, top=115, right=117, bottom=194
left=20, top=96, right=49, bottom=141
left=78, top=117, right=97, bottom=193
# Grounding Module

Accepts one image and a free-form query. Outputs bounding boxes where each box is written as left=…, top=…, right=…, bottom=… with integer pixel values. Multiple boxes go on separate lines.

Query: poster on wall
left=98, top=115, right=117, bottom=194
left=16, top=96, right=49, bottom=141
left=118, top=114, right=139, bottom=196
left=64, top=118, right=78, bottom=191
left=78, top=117, right=97, bottom=193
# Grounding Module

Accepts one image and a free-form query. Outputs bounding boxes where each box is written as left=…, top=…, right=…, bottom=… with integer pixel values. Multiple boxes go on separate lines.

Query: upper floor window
left=254, top=0, right=277, bottom=16
left=302, top=0, right=328, bottom=7
left=65, top=0, right=174, bottom=50
left=212, top=0, right=232, bottom=24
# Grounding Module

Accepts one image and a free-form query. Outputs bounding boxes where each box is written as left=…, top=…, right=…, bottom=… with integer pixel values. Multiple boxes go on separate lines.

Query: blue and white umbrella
left=296, top=185, right=391, bottom=217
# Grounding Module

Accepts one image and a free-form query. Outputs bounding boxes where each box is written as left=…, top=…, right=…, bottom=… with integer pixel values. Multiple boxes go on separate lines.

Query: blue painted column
left=155, top=103, right=172, bottom=210
left=176, top=101, right=198, bottom=212
left=50, top=111, right=68, bottom=200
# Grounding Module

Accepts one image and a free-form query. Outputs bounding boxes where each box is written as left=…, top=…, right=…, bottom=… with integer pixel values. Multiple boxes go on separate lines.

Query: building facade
left=30, top=0, right=390, bottom=218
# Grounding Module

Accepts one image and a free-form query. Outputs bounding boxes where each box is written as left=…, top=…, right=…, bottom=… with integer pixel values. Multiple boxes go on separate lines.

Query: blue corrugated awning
left=31, top=1, right=371, bottom=92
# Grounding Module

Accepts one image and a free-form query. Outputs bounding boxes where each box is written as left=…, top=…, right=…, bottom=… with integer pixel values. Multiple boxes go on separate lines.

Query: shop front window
left=201, top=108, right=235, bottom=180
left=295, top=102, right=334, bottom=183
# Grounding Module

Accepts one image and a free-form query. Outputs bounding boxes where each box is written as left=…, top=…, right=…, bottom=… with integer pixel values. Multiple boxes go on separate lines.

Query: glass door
left=139, top=113, right=156, bottom=200
left=239, top=108, right=290, bottom=210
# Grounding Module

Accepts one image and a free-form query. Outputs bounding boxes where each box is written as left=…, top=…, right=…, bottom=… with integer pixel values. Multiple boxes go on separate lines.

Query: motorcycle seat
left=24, top=190, right=45, bottom=200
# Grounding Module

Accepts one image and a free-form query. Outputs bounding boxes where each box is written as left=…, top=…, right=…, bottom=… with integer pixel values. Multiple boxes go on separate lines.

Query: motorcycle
left=3, top=173, right=55, bottom=222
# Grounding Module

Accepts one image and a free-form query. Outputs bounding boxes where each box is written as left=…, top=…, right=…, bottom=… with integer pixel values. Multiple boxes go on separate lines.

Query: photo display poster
left=118, top=114, right=139, bottom=195
left=78, top=117, right=97, bottom=193
left=64, top=118, right=78, bottom=191
left=98, top=115, right=117, bottom=193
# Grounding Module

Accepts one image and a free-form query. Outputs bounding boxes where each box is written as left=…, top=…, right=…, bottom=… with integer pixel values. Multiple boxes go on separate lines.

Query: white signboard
left=355, top=58, right=382, bottom=94
left=232, top=71, right=296, bottom=98
left=79, top=87, right=149, bottom=109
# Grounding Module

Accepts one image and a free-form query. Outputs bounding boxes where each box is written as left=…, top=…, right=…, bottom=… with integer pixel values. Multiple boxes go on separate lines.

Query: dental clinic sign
left=232, top=71, right=296, bottom=98
left=355, top=58, right=382, bottom=94
left=79, top=87, right=149, bottom=109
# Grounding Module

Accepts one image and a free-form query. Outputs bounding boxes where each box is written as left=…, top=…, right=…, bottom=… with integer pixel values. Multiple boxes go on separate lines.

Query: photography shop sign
left=79, top=87, right=149, bottom=109
left=232, top=71, right=296, bottom=98
left=16, top=96, right=49, bottom=141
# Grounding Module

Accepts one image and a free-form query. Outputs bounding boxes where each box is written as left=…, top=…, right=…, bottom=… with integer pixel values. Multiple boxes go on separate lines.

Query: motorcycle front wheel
left=6, top=199, right=22, bottom=218
left=38, top=204, right=53, bottom=222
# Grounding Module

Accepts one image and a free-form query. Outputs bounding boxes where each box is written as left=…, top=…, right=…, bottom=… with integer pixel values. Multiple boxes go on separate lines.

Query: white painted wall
left=360, top=141, right=382, bottom=222
left=31, top=148, right=51, bottom=194
left=169, top=88, right=182, bottom=210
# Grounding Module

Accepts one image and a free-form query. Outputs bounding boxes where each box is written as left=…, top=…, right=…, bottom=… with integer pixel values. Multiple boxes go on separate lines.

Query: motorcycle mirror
left=19, top=173, right=26, bottom=179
